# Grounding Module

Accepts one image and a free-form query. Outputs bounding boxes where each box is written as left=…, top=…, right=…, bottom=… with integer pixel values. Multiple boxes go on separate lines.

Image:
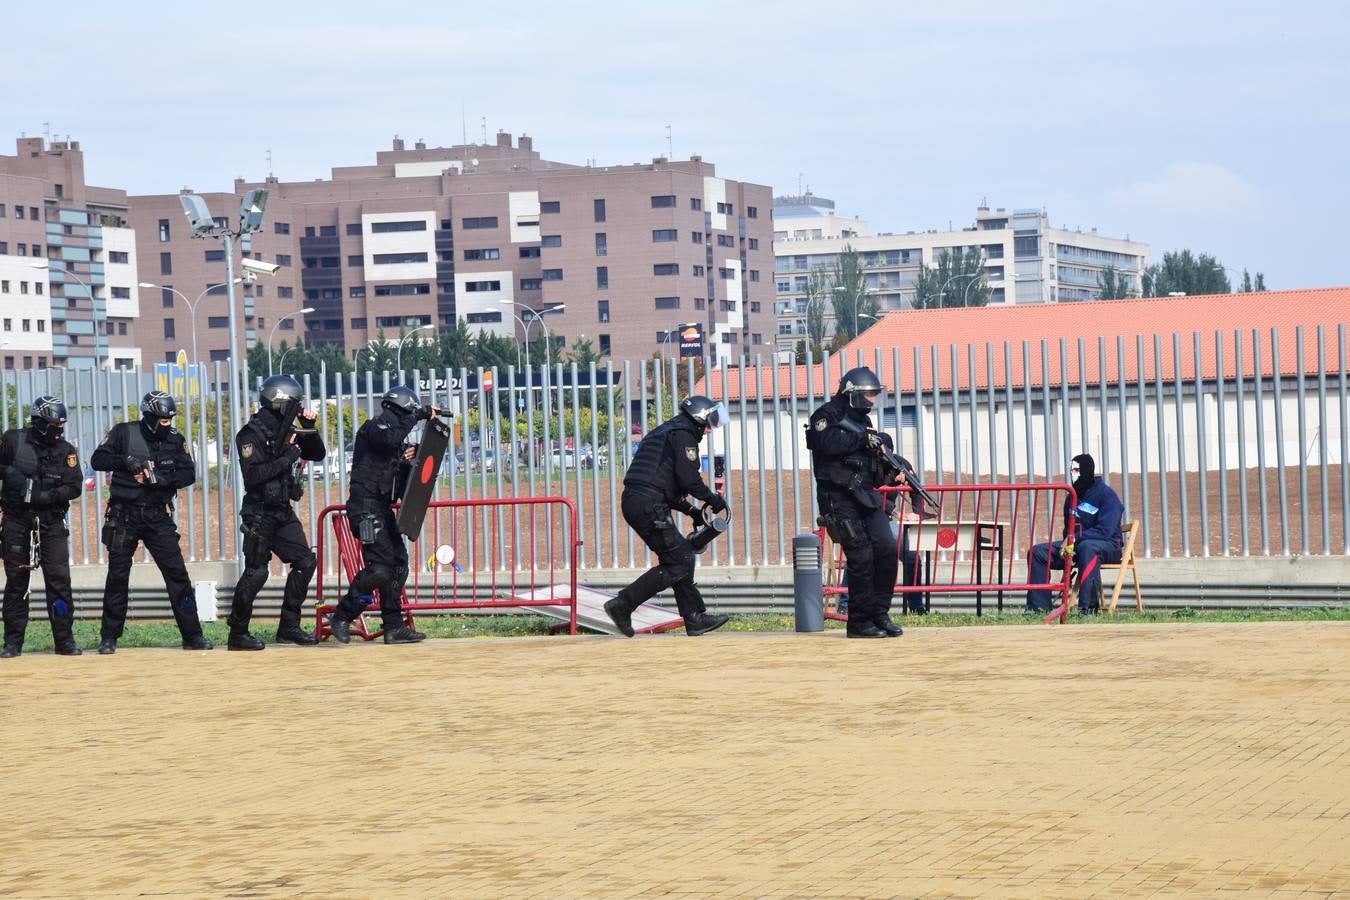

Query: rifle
left=837, top=417, right=938, bottom=509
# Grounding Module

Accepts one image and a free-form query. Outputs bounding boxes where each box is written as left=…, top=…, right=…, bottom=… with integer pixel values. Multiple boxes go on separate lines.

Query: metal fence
left=2, top=323, right=1345, bottom=573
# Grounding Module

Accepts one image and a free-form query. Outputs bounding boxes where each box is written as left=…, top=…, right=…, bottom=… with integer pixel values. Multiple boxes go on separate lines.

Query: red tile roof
left=699, top=287, right=1350, bottom=400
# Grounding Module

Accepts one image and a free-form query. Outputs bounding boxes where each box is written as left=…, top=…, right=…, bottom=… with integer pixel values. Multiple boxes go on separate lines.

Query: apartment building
left=130, top=134, right=775, bottom=367
left=0, top=137, right=140, bottom=370
left=773, top=205, right=1149, bottom=353
left=771, top=193, right=868, bottom=242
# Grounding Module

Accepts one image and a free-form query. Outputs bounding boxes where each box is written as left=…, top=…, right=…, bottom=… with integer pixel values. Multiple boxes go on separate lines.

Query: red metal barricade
left=819, top=483, right=1078, bottom=622
left=313, top=496, right=582, bottom=640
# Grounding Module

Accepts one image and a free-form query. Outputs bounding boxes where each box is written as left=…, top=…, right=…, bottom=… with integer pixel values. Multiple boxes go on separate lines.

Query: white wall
left=454, top=269, right=514, bottom=339
left=103, top=226, right=140, bottom=320
left=361, top=211, right=436, bottom=281
left=508, top=191, right=540, bottom=245
left=0, top=254, right=53, bottom=357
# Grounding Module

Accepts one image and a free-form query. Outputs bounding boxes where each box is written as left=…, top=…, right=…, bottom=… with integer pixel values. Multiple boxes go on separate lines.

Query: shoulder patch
left=67, top=454, right=78, bottom=468
left=241, top=443, right=255, bottom=459
left=684, top=446, right=698, bottom=462
left=814, top=418, right=828, bottom=431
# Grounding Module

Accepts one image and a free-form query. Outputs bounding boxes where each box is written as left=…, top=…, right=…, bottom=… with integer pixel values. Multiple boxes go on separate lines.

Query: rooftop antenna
left=480, top=116, right=486, bottom=145
left=797, top=172, right=803, bottom=196
left=43, top=122, right=51, bottom=143
left=266, top=148, right=273, bottom=178
left=461, top=104, right=467, bottom=145
left=665, top=124, right=672, bottom=159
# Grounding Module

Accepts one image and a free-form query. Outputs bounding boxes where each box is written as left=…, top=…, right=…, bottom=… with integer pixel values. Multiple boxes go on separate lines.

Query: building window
left=598, top=300, right=610, bottom=323
left=109, top=251, right=129, bottom=264
left=542, top=268, right=563, bottom=281
left=650, top=195, right=676, bottom=208
left=652, top=229, right=677, bottom=242
left=304, top=227, right=315, bottom=237
left=39, top=320, right=47, bottom=332
left=599, top=334, right=611, bottom=355
left=316, top=225, right=335, bottom=237
left=747, top=206, right=758, bottom=219
left=110, top=286, right=131, bottom=299
left=19, top=283, right=28, bottom=295
left=519, top=246, right=541, bottom=258
left=593, top=199, right=606, bottom=222
left=691, top=232, right=703, bottom=243
left=321, top=256, right=340, bottom=268
left=542, top=235, right=562, bottom=248
left=271, top=254, right=290, bottom=267
left=372, top=252, right=429, bottom=265
left=274, top=222, right=290, bottom=235
left=31, top=243, right=41, bottom=256
left=278, top=286, right=294, bottom=298
left=719, top=267, right=733, bottom=279
left=34, top=283, right=43, bottom=295
left=204, top=249, right=225, bottom=263
left=207, top=316, right=229, bottom=328
left=717, top=202, right=733, bottom=214
left=461, top=216, right=498, bottom=229
left=720, top=299, right=738, bottom=312
left=520, top=278, right=542, bottom=291
left=691, top=198, right=703, bottom=211
left=654, top=296, right=680, bottom=309
left=345, top=223, right=362, bottom=236
left=158, top=218, right=169, bottom=241
left=0, top=242, right=5, bottom=254
left=748, top=238, right=759, bottom=250
left=160, top=287, right=174, bottom=308
left=160, top=252, right=172, bottom=275
left=15, top=244, right=24, bottom=256
left=692, top=265, right=704, bottom=277
left=1014, top=235, right=1040, bottom=257
left=596, top=267, right=608, bottom=290
left=164, top=319, right=175, bottom=339
left=752, top=333, right=763, bottom=344
left=595, top=233, right=607, bottom=256
left=347, top=255, right=363, bottom=267
left=349, top=287, right=366, bottom=299
left=0, top=204, right=5, bottom=217
left=209, top=349, right=230, bottom=362
left=370, top=220, right=426, bottom=234
left=749, top=270, right=760, bottom=282
left=466, top=311, right=504, bottom=324
left=750, top=301, right=761, bottom=312
left=717, top=234, right=735, bottom=247
left=464, top=280, right=502, bottom=292
left=373, top=284, right=431, bottom=296
left=540, top=201, right=561, bottom=214
left=463, top=248, right=501, bottom=260
left=654, top=263, right=679, bottom=276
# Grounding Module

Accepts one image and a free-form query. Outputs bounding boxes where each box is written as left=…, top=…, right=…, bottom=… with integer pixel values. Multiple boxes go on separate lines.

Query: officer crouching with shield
left=604, top=395, right=730, bottom=638
left=327, top=385, right=439, bottom=645
left=807, top=367, right=906, bottom=639
left=0, top=396, right=85, bottom=658
left=225, top=375, right=326, bottom=650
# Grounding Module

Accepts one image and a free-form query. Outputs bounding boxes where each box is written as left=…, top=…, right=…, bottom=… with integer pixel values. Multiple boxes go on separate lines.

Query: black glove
left=707, top=493, right=728, bottom=515
left=688, top=505, right=709, bottom=528
left=415, top=404, right=434, bottom=422
left=865, top=430, right=884, bottom=451
left=32, top=490, right=55, bottom=506
left=125, top=455, right=148, bottom=474
left=2, top=468, right=26, bottom=492
left=282, top=444, right=303, bottom=463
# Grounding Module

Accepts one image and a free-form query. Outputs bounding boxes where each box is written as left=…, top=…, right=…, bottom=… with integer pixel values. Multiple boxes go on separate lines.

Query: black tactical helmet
left=30, top=395, right=68, bottom=440
left=680, top=395, right=727, bottom=429
left=836, top=367, right=884, bottom=410
left=141, top=390, right=177, bottom=421
left=259, top=374, right=304, bottom=426
left=381, top=384, right=422, bottom=417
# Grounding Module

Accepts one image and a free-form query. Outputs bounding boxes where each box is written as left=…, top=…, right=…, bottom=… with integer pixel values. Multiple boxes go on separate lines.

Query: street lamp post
left=33, top=261, right=100, bottom=368
left=831, top=285, right=875, bottom=338
left=267, top=307, right=317, bottom=375
left=395, top=323, right=437, bottom=377
left=139, top=280, right=238, bottom=372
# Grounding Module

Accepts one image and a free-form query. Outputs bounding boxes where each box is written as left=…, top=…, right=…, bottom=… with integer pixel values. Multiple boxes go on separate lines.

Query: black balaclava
left=1072, top=453, right=1096, bottom=498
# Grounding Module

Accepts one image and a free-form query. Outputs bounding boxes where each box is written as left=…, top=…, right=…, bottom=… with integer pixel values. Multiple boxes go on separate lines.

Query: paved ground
left=2, top=622, right=1349, bottom=898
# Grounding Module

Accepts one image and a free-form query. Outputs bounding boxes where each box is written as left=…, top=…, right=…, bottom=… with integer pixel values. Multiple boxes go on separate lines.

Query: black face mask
left=144, top=416, right=172, bottom=439
left=1072, top=454, right=1096, bottom=497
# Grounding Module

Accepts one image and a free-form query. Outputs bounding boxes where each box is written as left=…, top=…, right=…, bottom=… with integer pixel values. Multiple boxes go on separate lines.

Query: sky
left=2, top=0, right=1345, bottom=290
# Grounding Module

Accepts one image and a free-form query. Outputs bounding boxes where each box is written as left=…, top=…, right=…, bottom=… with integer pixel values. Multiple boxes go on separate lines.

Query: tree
left=1254, top=272, right=1266, bottom=292
left=1096, top=264, right=1134, bottom=300
left=912, top=248, right=989, bottom=309
left=1238, top=269, right=1269, bottom=293
left=249, top=338, right=353, bottom=382
left=829, top=244, right=880, bottom=341
left=1141, top=250, right=1231, bottom=297
left=803, top=265, right=831, bottom=355
left=563, top=336, right=602, bottom=368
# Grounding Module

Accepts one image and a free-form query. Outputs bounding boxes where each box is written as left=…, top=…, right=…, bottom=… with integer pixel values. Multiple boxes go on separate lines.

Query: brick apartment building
left=130, top=133, right=776, bottom=367
left=0, top=137, right=141, bottom=370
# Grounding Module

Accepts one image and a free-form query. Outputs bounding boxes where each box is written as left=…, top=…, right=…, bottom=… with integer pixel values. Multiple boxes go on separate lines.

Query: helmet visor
left=705, top=402, right=728, bottom=430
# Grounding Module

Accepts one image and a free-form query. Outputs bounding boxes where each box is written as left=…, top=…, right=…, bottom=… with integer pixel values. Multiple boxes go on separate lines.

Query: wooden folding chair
left=1102, top=521, right=1143, bottom=613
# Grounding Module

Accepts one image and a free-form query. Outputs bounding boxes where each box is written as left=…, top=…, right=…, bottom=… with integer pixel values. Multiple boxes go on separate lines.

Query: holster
left=101, top=506, right=134, bottom=553
left=820, top=512, right=862, bottom=544
left=240, top=516, right=272, bottom=563
left=354, top=513, right=381, bottom=545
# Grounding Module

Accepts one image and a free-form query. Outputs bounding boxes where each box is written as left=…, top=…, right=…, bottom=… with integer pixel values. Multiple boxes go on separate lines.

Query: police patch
left=67, top=454, right=78, bottom=468
left=684, top=446, right=698, bottom=462
left=241, top=443, right=255, bottom=459
left=814, top=418, right=827, bottom=431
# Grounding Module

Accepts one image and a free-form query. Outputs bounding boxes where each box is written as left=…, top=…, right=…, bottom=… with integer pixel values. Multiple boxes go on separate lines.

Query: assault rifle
left=835, top=416, right=938, bottom=510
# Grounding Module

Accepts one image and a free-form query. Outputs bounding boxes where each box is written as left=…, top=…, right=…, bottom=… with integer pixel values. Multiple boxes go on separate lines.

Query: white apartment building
left=771, top=193, right=868, bottom=243
left=773, top=205, right=1149, bottom=352
left=0, top=255, right=54, bottom=369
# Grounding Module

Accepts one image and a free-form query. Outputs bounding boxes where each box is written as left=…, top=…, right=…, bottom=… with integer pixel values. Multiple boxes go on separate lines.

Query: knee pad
left=363, top=564, right=395, bottom=591
left=176, top=591, right=196, bottom=612
left=391, top=565, right=409, bottom=587
left=661, top=553, right=694, bottom=586
left=52, top=598, right=71, bottom=618
left=239, top=564, right=270, bottom=596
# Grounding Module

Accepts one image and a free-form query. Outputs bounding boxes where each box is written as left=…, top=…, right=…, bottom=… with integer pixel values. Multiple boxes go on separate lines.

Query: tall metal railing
left=0, top=323, right=1344, bottom=572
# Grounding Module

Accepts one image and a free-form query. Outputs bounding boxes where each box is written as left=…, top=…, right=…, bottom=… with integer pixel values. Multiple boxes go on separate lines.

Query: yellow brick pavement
left=1, top=622, right=1349, bottom=897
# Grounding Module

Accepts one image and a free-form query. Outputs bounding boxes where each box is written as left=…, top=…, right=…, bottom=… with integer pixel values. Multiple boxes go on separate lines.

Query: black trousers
left=228, top=505, right=318, bottom=633
left=2, top=510, right=76, bottom=646
left=100, top=503, right=203, bottom=641
left=338, top=506, right=409, bottom=630
left=616, top=490, right=706, bottom=619
left=819, top=492, right=898, bottom=622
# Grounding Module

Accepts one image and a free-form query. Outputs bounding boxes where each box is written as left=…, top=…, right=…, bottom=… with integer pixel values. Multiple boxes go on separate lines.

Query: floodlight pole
left=222, top=232, right=247, bottom=479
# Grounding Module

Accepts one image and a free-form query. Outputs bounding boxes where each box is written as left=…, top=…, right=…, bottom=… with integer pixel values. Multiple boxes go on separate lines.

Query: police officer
left=327, top=385, right=437, bottom=645
left=807, top=367, right=905, bottom=638
left=0, top=397, right=84, bottom=658
left=91, top=390, right=212, bottom=654
left=225, top=375, right=326, bottom=650
left=604, top=395, right=730, bottom=638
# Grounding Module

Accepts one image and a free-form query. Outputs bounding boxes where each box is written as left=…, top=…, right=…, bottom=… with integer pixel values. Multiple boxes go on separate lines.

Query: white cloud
left=1108, top=162, right=1263, bottom=215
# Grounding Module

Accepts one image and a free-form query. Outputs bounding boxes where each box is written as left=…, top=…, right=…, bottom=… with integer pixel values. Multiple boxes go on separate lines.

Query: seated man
left=1026, top=453, right=1123, bottom=614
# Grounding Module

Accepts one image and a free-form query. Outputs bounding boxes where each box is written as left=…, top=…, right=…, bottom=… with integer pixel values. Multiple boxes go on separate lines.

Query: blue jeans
left=1026, top=538, right=1122, bottom=613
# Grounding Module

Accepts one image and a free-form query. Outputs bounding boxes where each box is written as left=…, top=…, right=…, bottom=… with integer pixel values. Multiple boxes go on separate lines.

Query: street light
left=267, top=307, right=316, bottom=375
left=929, top=271, right=981, bottom=309
left=32, top=261, right=100, bottom=369
left=395, top=323, right=437, bottom=376
left=502, top=301, right=565, bottom=371
left=139, top=280, right=240, bottom=373
left=832, top=285, right=876, bottom=338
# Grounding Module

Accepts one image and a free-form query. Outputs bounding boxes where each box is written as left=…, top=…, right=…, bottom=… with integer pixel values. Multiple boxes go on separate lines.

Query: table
left=904, top=520, right=1007, bottom=615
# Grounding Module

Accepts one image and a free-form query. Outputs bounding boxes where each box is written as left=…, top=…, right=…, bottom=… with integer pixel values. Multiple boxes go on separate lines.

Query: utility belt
left=814, top=456, right=871, bottom=493
left=252, top=469, right=304, bottom=508
left=625, top=486, right=675, bottom=527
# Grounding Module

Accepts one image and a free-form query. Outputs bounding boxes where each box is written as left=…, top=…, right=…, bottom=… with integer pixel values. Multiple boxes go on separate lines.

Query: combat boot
left=97, top=638, right=117, bottom=655
left=181, top=634, right=214, bottom=651
left=328, top=615, right=352, bottom=644
left=0, top=642, right=20, bottom=659
left=684, top=611, right=729, bottom=636
left=54, top=640, right=84, bottom=656
left=604, top=597, right=635, bottom=637
left=846, top=619, right=887, bottom=639
left=275, top=625, right=318, bottom=645
left=227, top=632, right=265, bottom=651
left=383, top=625, right=426, bottom=644
left=873, top=614, right=903, bottom=637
